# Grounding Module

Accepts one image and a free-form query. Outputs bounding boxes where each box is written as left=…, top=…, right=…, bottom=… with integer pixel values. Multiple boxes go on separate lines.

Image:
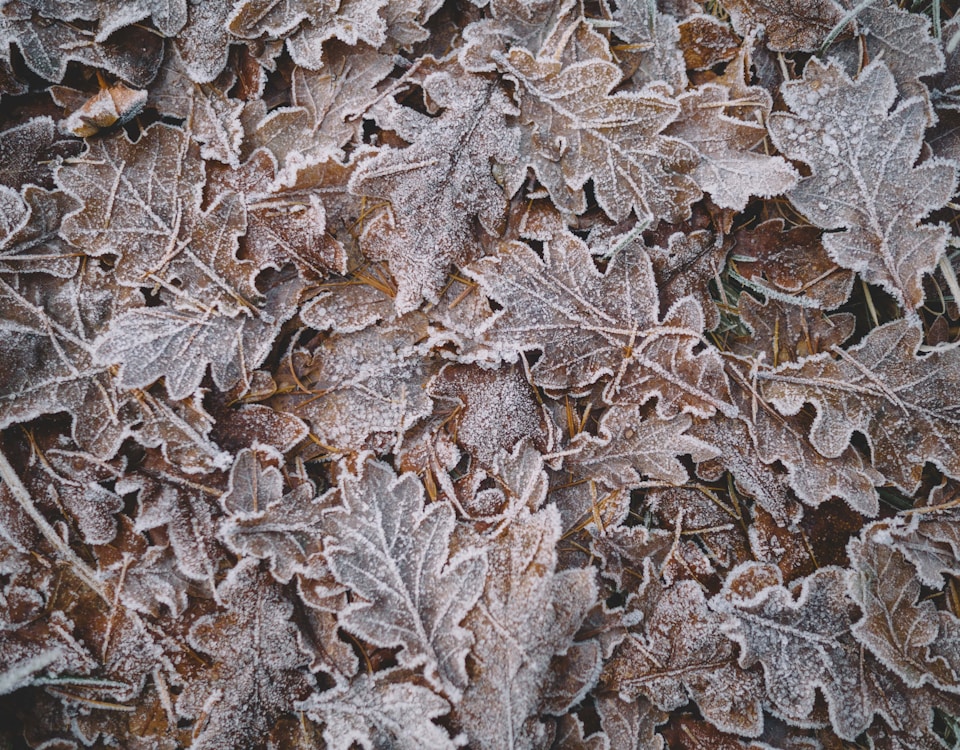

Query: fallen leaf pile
left=3, top=0, right=960, bottom=748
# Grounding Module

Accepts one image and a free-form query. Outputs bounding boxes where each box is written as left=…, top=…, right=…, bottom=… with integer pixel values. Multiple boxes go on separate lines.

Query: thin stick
left=0, top=446, right=108, bottom=603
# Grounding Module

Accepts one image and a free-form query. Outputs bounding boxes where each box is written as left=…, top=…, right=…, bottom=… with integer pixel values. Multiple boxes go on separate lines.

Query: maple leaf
left=176, top=559, right=314, bottom=750
left=467, top=227, right=734, bottom=418
left=498, top=19, right=699, bottom=223
left=761, top=319, right=960, bottom=493
left=298, top=669, right=456, bottom=750
left=767, top=58, right=957, bottom=310
left=323, top=458, right=486, bottom=699
left=350, top=64, right=520, bottom=312
left=712, top=563, right=872, bottom=740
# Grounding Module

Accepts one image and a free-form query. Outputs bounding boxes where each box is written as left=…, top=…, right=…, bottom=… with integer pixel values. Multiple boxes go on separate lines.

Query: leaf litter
left=2, top=1, right=960, bottom=748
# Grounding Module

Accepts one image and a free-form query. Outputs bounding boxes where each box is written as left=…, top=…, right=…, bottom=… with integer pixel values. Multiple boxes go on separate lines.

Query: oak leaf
left=350, top=65, right=519, bottom=312
left=298, top=669, right=456, bottom=750
left=467, top=228, right=734, bottom=418
left=323, top=458, right=486, bottom=698
left=500, top=20, right=699, bottom=223
left=761, top=319, right=960, bottom=493
left=176, top=559, right=314, bottom=750
left=712, top=563, right=871, bottom=739
left=768, top=58, right=957, bottom=310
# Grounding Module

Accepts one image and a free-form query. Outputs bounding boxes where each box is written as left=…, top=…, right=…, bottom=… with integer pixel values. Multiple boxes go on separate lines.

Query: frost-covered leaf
left=467, top=226, right=733, bottom=418
left=176, top=559, right=313, bottom=749
left=427, top=362, right=548, bottom=468
left=761, top=319, right=960, bottom=493
left=227, top=0, right=388, bottom=68
left=677, top=14, right=740, bottom=71
left=350, top=64, right=519, bottom=312
left=0, top=186, right=79, bottom=278
left=731, top=219, right=855, bottom=310
left=733, top=293, right=855, bottom=365
left=606, top=0, right=687, bottom=92
left=58, top=124, right=267, bottom=313
left=0, top=116, right=80, bottom=191
left=149, top=47, right=244, bottom=167
left=459, top=0, right=575, bottom=73
left=173, top=0, right=232, bottom=83
left=500, top=19, right=699, bottom=223
left=0, top=267, right=149, bottom=461
left=848, top=527, right=960, bottom=693
left=887, top=506, right=960, bottom=588
left=768, top=58, right=957, bottom=310
left=271, top=315, right=436, bottom=453
left=298, top=668, right=456, bottom=750
left=567, top=405, right=717, bottom=488
left=666, top=83, right=797, bottom=212
left=252, top=47, right=393, bottom=167
left=646, top=229, right=727, bottom=332
left=323, top=458, right=486, bottom=698
left=712, top=563, right=871, bottom=739
left=829, top=0, right=944, bottom=96
left=605, top=569, right=764, bottom=736
left=596, top=693, right=666, bottom=750
left=454, top=505, right=597, bottom=749
left=218, top=449, right=332, bottom=583
left=209, top=148, right=353, bottom=280
left=0, top=10, right=165, bottom=85
left=94, top=271, right=300, bottom=401
left=125, top=456, right=226, bottom=585
left=723, top=0, right=846, bottom=52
